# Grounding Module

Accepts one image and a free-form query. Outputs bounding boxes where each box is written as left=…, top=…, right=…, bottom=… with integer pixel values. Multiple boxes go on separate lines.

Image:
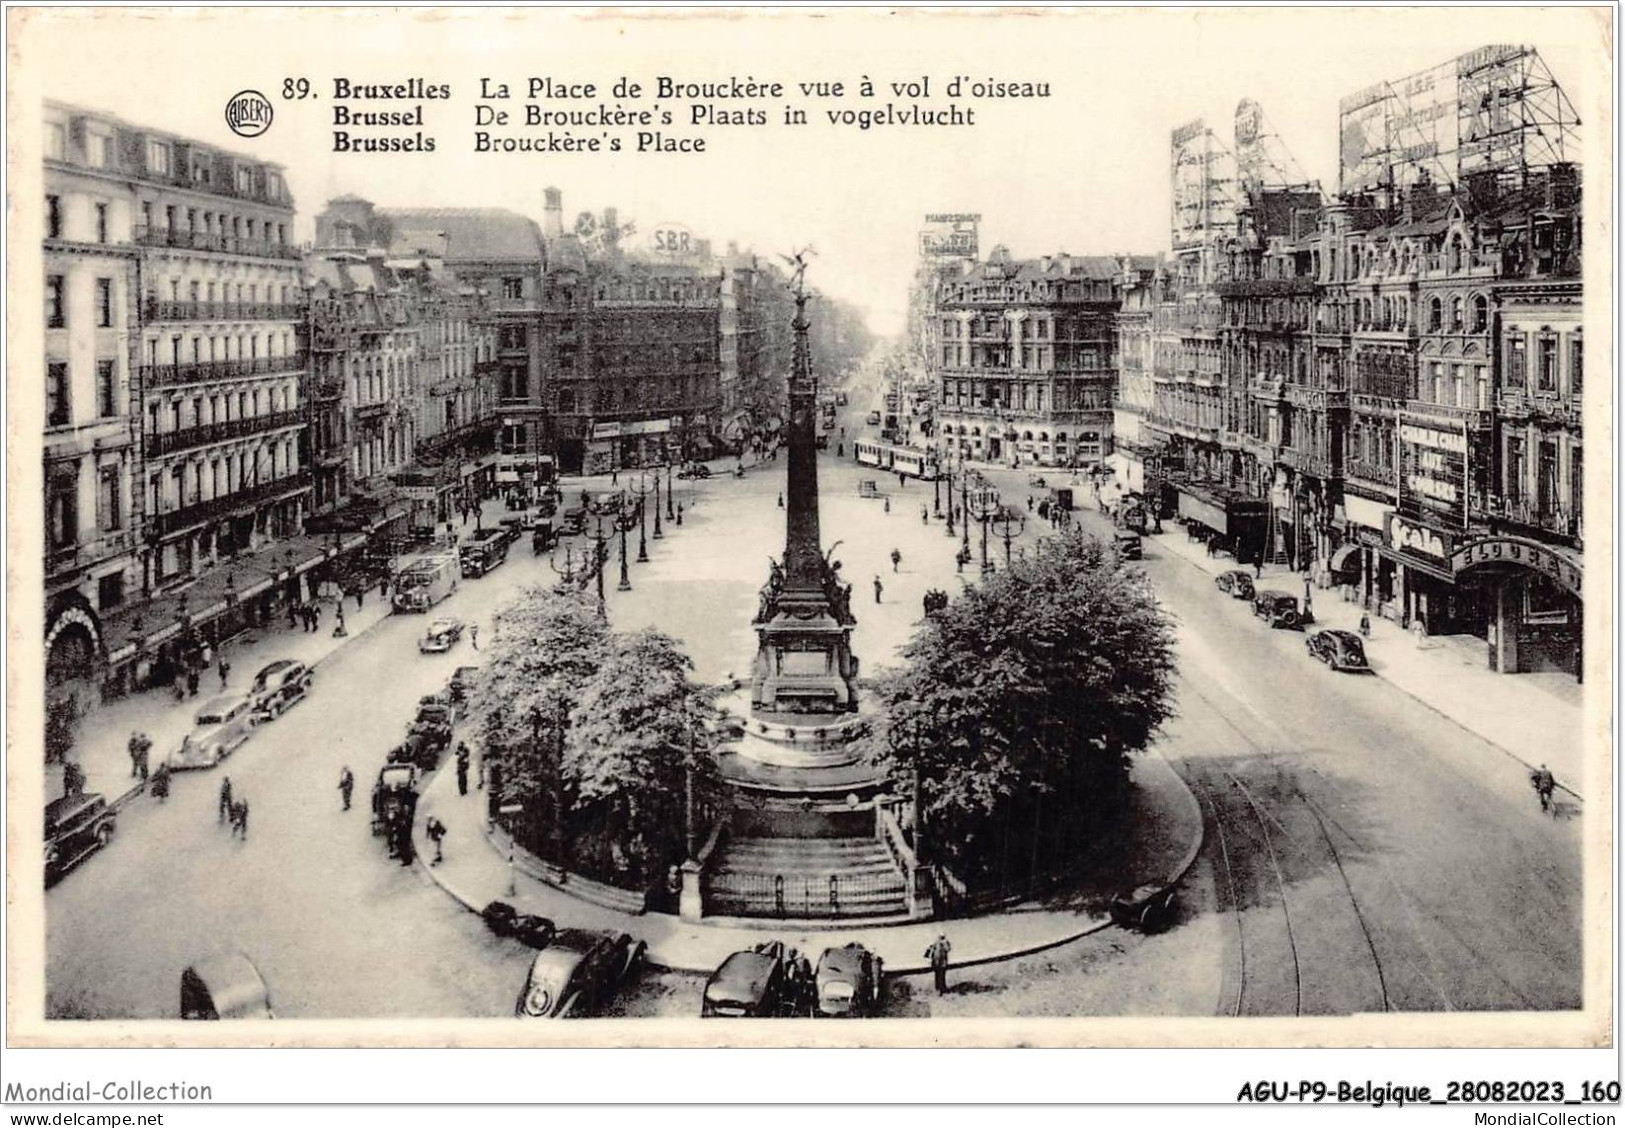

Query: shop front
left=1172, top=479, right=1268, bottom=563
left=1452, top=535, right=1583, bottom=679
left=1371, top=512, right=1484, bottom=636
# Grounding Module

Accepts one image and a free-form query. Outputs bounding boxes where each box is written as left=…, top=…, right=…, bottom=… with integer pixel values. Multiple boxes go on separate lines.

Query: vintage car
left=558, top=506, right=588, bottom=535
left=45, top=792, right=116, bottom=885
left=1114, top=532, right=1144, bottom=561
left=248, top=659, right=313, bottom=720
left=835, top=391, right=849, bottom=406
left=702, top=941, right=802, bottom=1018
left=371, top=763, right=419, bottom=835
left=1027, top=473, right=1048, bottom=488
left=170, top=693, right=258, bottom=770
left=1110, top=883, right=1178, bottom=933
left=813, top=944, right=884, bottom=1018
left=676, top=462, right=712, bottom=480
left=417, top=616, right=465, bottom=654
left=1215, top=569, right=1256, bottom=599
left=865, top=410, right=882, bottom=426
left=1306, top=629, right=1371, bottom=672
left=1253, top=590, right=1308, bottom=629
left=481, top=901, right=557, bottom=950
left=514, top=929, right=647, bottom=1018
left=180, top=952, right=273, bottom=1019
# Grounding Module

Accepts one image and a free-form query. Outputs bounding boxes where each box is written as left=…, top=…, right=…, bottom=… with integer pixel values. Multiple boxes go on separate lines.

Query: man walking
left=128, top=731, right=144, bottom=779
left=873, top=575, right=884, bottom=604
left=890, top=548, right=902, bottom=573
left=232, top=797, right=249, bottom=840
left=456, top=743, right=471, bottom=796
left=469, top=624, right=479, bottom=651
left=426, top=816, right=447, bottom=865
left=338, top=766, right=355, bottom=811
left=218, top=657, right=231, bottom=688
left=926, top=934, right=953, bottom=994
left=1532, top=764, right=1557, bottom=813
left=218, top=775, right=234, bottom=824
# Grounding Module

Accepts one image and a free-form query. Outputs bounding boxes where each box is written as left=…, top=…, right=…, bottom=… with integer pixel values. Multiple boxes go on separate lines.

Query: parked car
left=703, top=941, right=802, bottom=1017
left=676, top=463, right=712, bottom=481
left=180, top=952, right=274, bottom=1019
left=1110, top=883, right=1178, bottom=933
left=813, top=943, right=884, bottom=1017
left=45, top=792, right=116, bottom=885
left=418, top=616, right=465, bottom=654
left=170, top=693, right=258, bottom=770
left=865, top=410, right=882, bottom=426
left=558, top=506, right=588, bottom=535
left=514, top=929, right=647, bottom=1018
left=1253, top=590, right=1307, bottom=629
left=1215, top=570, right=1256, bottom=600
left=1114, top=532, right=1144, bottom=561
left=370, top=763, right=418, bottom=835
left=248, top=659, right=313, bottom=720
left=1306, top=629, right=1371, bottom=672
left=481, top=901, right=558, bottom=950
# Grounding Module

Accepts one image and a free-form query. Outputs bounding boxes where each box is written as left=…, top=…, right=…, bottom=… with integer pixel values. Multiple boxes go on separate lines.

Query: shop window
left=1522, top=574, right=1570, bottom=625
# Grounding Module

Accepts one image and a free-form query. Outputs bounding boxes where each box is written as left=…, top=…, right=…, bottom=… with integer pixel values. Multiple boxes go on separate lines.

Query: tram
left=853, top=439, right=941, bottom=480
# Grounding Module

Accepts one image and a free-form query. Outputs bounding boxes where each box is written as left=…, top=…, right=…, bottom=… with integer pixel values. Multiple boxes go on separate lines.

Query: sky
left=15, top=7, right=1607, bottom=338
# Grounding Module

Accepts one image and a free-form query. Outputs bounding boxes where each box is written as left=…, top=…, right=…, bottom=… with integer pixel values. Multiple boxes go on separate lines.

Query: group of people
left=218, top=776, right=249, bottom=840
left=294, top=602, right=325, bottom=633
left=128, top=730, right=174, bottom=801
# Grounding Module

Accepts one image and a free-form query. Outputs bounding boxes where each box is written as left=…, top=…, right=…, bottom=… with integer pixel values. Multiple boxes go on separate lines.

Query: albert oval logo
left=225, top=90, right=273, bottom=138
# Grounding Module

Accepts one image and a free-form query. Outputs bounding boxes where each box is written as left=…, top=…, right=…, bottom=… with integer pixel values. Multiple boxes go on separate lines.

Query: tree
left=866, top=529, right=1176, bottom=887
left=464, top=587, right=609, bottom=859
left=564, top=628, right=715, bottom=886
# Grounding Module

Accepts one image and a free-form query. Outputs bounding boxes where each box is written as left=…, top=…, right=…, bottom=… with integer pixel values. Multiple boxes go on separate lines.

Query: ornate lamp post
left=993, top=506, right=1027, bottom=568
left=960, top=469, right=974, bottom=556
left=968, top=484, right=1001, bottom=577
left=652, top=472, right=664, bottom=540
left=944, top=465, right=958, bottom=537
left=666, top=462, right=676, bottom=521
left=547, top=543, right=577, bottom=586
left=583, top=515, right=613, bottom=617
left=617, top=505, right=633, bottom=592
left=637, top=475, right=650, bottom=563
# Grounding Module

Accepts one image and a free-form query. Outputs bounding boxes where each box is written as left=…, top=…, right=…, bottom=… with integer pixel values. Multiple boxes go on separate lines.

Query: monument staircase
left=706, top=835, right=910, bottom=920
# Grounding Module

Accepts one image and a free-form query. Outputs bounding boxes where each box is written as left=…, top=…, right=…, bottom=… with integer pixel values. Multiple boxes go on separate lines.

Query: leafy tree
left=464, top=587, right=609, bottom=857
left=867, top=529, right=1176, bottom=888
left=564, top=628, right=715, bottom=886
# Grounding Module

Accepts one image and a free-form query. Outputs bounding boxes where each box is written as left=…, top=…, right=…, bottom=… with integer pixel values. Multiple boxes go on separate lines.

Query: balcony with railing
left=416, top=417, right=497, bottom=461
left=145, top=410, right=303, bottom=458
left=1403, top=400, right=1492, bottom=431
left=151, top=471, right=312, bottom=537
left=139, top=353, right=308, bottom=388
left=131, top=225, right=301, bottom=261
left=143, top=299, right=307, bottom=323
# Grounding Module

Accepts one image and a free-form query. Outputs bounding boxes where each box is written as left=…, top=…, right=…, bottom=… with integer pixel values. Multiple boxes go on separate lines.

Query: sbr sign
left=652, top=223, right=694, bottom=255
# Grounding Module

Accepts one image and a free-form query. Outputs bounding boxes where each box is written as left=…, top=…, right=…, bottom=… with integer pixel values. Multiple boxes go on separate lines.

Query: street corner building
left=1104, top=47, right=1584, bottom=681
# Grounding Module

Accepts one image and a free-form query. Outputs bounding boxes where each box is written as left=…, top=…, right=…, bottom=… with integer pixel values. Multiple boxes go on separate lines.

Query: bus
left=853, top=439, right=941, bottom=480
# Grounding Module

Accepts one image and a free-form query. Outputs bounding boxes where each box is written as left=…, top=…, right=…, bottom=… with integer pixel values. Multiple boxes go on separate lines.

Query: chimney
left=543, top=187, right=564, bottom=239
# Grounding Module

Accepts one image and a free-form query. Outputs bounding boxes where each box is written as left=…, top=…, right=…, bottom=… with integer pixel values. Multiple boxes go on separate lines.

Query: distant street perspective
left=40, top=39, right=1585, bottom=1025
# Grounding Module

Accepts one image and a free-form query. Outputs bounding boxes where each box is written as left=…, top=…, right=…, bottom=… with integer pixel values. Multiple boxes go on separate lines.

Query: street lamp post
left=993, top=506, right=1027, bottom=568
left=666, top=463, right=676, bottom=521
left=637, top=477, right=650, bottom=563
left=548, top=544, right=577, bottom=586
left=652, top=473, right=664, bottom=540
left=944, top=467, right=957, bottom=537
left=583, top=515, right=612, bottom=618
left=967, top=485, right=1001, bottom=577
left=960, top=471, right=973, bottom=556
left=617, top=508, right=633, bottom=592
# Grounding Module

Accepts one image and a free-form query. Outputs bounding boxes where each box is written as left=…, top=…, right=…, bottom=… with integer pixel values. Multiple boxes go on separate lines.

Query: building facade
left=933, top=248, right=1133, bottom=470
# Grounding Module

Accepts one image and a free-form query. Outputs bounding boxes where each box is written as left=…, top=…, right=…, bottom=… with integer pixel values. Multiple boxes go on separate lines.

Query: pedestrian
left=891, top=548, right=902, bottom=573
left=379, top=575, right=389, bottom=599
left=135, top=736, right=150, bottom=783
left=921, top=504, right=929, bottom=525
left=456, top=748, right=471, bottom=798
left=1253, top=558, right=1262, bottom=579
left=1532, top=763, right=1556, bottom=813
left=62, top=760, right=86, bottom=797
left=288, top=601, right=298, bottom=629
left=186, top=668, right=200, bottom=698
left=883, top=497, right=891, bottom=514
left=218, top=657, right=231, bottom=688
left=218, top=775, right=233, bottom=824
left=128, top=731, right=144, bottom=778
left=338, top=766, right=355, bottom=811
left=1358, top=610, right=1372, bottom=638
left=334, top=605, right=347, bottom=637
left=898, top=471, right=907, bottom=490
left=926, top=934, right=953, bottom=994
left=611, top=468, right=619, bottom=486
left=150, top=762, right=172, bottom=802
left=356, top=586, right=365, bottom=610
left=873, top=575, right=883, bottom=604
left=476, top=748, right=487, bottom=790
left=426, top=815, right=447, bottom=864
left=231, top=797, right=249, bottom=840
left=470, top=624, right=479, bottom=651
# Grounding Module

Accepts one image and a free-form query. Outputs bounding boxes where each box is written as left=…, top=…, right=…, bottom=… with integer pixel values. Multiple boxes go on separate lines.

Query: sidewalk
left=1148, top=524, right=1586, bottom=794
left=62, top=583, right=398, bottom=809
left=411, top=745, right=1204, bottom=976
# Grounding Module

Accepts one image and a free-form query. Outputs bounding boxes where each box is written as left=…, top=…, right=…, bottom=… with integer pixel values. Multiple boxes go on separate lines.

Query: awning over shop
left=1327, top=543, right=1361, bottom=576
left=1177, top=487, right=1229, bottom=534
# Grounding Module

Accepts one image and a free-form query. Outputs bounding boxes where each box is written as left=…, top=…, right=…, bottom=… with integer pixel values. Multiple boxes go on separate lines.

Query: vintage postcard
left=5, top=5, right=1613, bottom=1059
